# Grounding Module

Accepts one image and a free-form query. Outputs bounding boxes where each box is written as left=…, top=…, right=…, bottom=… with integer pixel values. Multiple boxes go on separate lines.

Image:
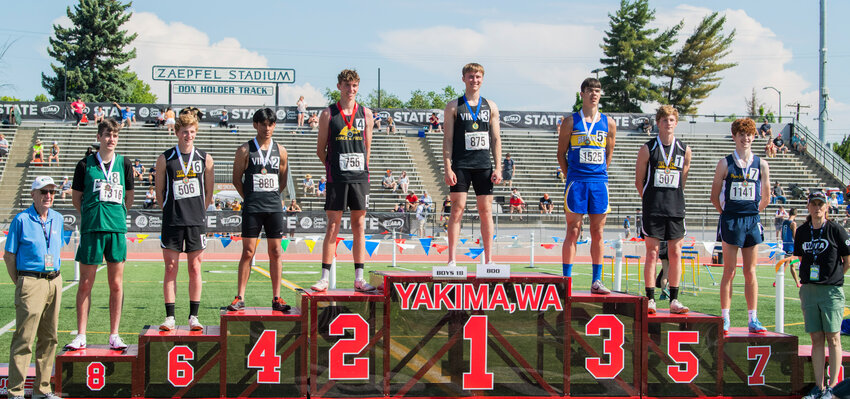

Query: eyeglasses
left=38, top=189, right=56, bottom=195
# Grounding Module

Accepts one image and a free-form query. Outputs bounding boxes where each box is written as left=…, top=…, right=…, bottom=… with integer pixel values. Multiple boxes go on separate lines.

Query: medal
left=96, top=152, right=116, bottom=191
left=252, top=138, right=274, bottom=175
left=261, top=168, right=267, bottom=175
left=104, top=184, right=111, bottom=192
left=175, top=145, right=196, bottom=188
left=580, top=109, right=600, bottom=146
left=656, top=136, right=677, bottom=178
left=472, top=122, right=479, bottom=130
left=733, top=150, right=753, bottom=188
left=337, top=101, right=359, bottom=134
left=463, top=95, right=482, bottom=131
left=183, top=177, right=189, bottom=184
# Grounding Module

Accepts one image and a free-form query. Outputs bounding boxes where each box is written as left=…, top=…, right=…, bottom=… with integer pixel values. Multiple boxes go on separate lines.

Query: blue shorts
left=717, top=214, right=763, bottom=248
left=564, top=180, right=609, bottom=215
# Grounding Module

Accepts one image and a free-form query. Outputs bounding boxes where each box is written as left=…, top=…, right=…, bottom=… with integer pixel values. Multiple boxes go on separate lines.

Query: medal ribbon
left=580, top=109, right=600, bottom=145
left=252, top=138, right=274, bottom=170
left=96, top=152, right=116, bottom=184
left=337, top=102, right=359, bottom=130
left=174, top=146, right=196, bottom=181
left=656, top=136, right=677, bottom=172
left=462, top=95, right=482, bottom=127
left=733, top=150, right=753, bottom=183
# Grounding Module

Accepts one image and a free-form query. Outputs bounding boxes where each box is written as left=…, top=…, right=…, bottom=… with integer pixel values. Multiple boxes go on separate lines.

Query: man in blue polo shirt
left=5, top=176, right=64, bottom=399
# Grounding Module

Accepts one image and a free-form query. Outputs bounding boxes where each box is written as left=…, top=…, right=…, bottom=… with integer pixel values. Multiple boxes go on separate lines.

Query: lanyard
left=337, top=102, right=359, bottom=130
left=39, top=217, right=53, bottom=250
left=252, top=138, right=274, bottom=169
left=732, top=150, right=753, bottom=182
left=462, top=95, right=482, bottom=125
left=174, top=146, right=195, bottom=182
left=580, top=109, right=600, bottom=145
left=96, top=152, right=116, bottom=183
left=656, top=136, right=677, bottom=172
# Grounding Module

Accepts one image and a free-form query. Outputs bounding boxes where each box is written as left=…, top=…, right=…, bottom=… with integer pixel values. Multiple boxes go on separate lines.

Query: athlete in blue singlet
left=556, top=77, right=617, bottom=295
left=710, top=118, right=771, bottom=334
left=781, top=208, right=797, bottom=255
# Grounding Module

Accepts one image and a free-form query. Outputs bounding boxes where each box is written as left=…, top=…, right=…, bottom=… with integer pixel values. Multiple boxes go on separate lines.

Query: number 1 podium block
left=55, top=345, right=139, bottom=398
left=376, top=271, right=569, bottom=398
left=307, top=289, right=385, bottom=398
left=721, top=328, right=799, bottom=397
left=137, top=325, right=223, bottom=398
left=567, top=290, right=645, bottom=398
left=645, top=310, right=723, bottom=397
left=220, top=304, right=307, bottom=398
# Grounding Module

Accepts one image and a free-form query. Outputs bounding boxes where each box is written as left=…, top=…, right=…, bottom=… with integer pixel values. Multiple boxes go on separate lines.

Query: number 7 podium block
left=722, top=328, right=799, bottom=397
left=55, top=346, right=138, bottom=398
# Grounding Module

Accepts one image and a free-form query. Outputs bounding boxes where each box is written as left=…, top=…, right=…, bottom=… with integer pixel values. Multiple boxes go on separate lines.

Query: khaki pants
left=8, top=275, right=62, bottom=396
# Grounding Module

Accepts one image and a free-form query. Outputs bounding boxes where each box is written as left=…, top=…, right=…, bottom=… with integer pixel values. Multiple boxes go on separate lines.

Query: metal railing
left=794, top=123, right=850, bottom=186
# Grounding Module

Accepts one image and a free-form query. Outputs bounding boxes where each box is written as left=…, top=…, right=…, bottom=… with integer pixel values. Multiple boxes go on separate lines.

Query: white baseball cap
left=31, top=176, right=56, bottom=191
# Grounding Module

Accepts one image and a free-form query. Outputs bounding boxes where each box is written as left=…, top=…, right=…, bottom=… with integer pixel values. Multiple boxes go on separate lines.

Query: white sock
left=354, top=268, right=364, bottom=281
left=721, top=309, right=730, bottom=319
left=321, top=268, right=330, bottom=280
left=748, top=310, right=757, bottom=322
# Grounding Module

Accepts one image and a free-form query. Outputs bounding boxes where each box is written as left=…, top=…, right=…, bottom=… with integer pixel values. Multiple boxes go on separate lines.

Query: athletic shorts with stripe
left=564, top=180, right=609, bottom=215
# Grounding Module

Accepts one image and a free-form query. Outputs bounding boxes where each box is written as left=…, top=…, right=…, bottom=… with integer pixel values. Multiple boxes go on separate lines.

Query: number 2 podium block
left=567, top=290, right=644, bottom=398
left=137, top=325, right=223, bottom=397
left=55, top=345, right=139, bottom=398
left=220, top=303, right=307, bottom=398
left=377, top=271, right=569, bottom=398
left=645, top=310, right=723, bottom=397
left=308, top=289, right=385, bottom=398
left=721, top=328, right=799, bottom=397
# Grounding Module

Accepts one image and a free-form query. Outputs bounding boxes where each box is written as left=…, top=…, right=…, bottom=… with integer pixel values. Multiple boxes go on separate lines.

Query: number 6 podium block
left=136, top=325, right=224, bottom=397
left=55, top=346, right=139, bottom=398
left=376, top=271, right=569, bottom=397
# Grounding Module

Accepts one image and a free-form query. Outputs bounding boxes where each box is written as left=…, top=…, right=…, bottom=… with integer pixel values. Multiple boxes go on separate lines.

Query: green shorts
left=799, top=284, right=845, bottom=333
left=75, top=232, right=127, bottom=265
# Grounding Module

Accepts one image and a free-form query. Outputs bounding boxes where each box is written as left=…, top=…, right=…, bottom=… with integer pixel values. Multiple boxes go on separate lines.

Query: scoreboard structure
left=42, top=271, right=848, bottom=398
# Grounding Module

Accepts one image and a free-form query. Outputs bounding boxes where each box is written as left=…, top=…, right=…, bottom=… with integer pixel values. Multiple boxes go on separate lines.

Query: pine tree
left=661, top=12, right=736, bottom=114
left=599, top=0, right=680, bottom=112
left=42, top=0, right=137, bottom=102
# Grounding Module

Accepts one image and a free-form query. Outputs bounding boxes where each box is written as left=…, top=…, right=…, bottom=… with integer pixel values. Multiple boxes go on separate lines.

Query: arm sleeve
left=124, top=158, right=135, bottom=191
left=5, top=216, right=21, bottom=254
left=71, top=158, right=87, bottom=191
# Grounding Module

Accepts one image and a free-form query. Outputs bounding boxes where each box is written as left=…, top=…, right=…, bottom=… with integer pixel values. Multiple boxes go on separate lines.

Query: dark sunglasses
left=38, top=189, right=56, bottom=195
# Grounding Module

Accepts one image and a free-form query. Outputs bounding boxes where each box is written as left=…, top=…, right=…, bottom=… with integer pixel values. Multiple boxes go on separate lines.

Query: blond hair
left=175, top=112, right=199, bottom=132
left=462, top=63, right=485, bottom=76
left=655, top=105, right=679, bottom=123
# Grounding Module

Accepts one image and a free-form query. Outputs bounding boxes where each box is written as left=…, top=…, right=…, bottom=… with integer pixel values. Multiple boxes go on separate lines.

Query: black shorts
left=450, top=168, right=493, bottom=196
left=641, top=216, right=686, bottom=240
left=160, top=225, right=207, bottom=252
left=242, top=212, right=286, bottom=238
left=325, top=181, right=369, bottom=211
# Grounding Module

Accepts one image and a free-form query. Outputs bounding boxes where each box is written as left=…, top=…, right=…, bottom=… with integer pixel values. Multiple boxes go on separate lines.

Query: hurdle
left=680, top=255, right=697, bottom=295
left=623, top=255, right=641, bottom=293
left=701, top=263, right=720, bottom=286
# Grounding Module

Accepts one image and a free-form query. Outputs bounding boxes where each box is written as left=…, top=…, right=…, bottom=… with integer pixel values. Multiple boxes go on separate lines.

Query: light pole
left=591, top=68, right=603, bottom=80
left=763, top=86, right=782, bottom=123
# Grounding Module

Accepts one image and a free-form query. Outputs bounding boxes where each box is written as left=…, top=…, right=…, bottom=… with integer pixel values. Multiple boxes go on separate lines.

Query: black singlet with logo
left=641, top=138, right=687, bottom=218
left=162, top=147, right=208, bottom=226
left=242, top=139, right=283, bottom=213
left=452, top=96, right=492, bottom=169
left=326, top=103, right=368, bottom=183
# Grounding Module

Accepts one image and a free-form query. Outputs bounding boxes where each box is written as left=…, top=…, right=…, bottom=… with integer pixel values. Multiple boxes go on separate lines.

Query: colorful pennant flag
left=419, top=238, right=432, bottom=255
left=305, top=239, right=317, bottom=253
left=221, top=237, right=233, bottom=248
left=280, top=238, right=290, bottom=252
left=342, top=240, right=354, bottom=251
left=465, top=248, right=484, bottom=260
left=365, top=240, right=380, bottom=257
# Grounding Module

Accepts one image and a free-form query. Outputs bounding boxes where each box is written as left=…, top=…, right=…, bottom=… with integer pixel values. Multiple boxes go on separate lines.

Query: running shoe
left=670, top=300, right=690, bottom=314
left=801, top=386, right=822, bottom=399
left=647, top=299, right=656, bottom=315
left=591, top=280, right=611, bottom=295
left=446, top=260, right=457, bottom=268
left=311, top=279, right=329, bottom=292
left=109, top=334, right=128, bottom=350
left=33, top=393, right=60, bottom=399
left=272, top=297, right=291, bottom=312
left=722, top=316, right=730, bottom=335
left=226, top=296, right=245, bottom=311
left=748, top=317, right=767, bottom=334
left=159, top=316, right=176, bottom=331
left=821, top=387, right=835, bottom=399
left=188, top=316, right=203, bottom=331
left=354, top=279, right=375, bottom=292
left=64, top=334, right=86, bottom=351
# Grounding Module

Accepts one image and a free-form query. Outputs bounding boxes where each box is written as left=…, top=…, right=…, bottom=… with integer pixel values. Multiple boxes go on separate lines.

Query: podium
left=47, top=270, right=821, bottom=398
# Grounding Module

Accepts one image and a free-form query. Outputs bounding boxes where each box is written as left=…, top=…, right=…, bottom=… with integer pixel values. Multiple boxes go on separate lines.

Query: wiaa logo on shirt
left=802, top=239, right=828, bottom=255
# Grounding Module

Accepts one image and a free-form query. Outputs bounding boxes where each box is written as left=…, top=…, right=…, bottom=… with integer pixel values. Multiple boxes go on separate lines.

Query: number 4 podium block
left=55, top=345, right=138, bottom=398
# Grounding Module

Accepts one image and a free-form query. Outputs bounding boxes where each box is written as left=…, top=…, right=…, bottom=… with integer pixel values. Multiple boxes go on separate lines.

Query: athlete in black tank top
left=242, top=138, right=283, bottom=214
left=640, top=137, right=688, bottom=218
left=326, top=103, right=369, bottom=183
left=452, top=95, right=493, bottom=169
left=162, top=146, right=208, bottom=226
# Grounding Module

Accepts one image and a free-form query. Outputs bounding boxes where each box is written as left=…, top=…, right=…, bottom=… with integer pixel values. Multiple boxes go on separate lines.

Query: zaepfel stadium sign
left=152, top=65, right=295, bottom=84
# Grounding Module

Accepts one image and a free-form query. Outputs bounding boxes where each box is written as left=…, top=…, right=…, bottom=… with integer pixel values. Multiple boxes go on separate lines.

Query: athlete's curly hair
left=175, top=112, right=199, bottom=132
left=731, top=118, right=756, bottom=136
left=337, top=69, right=360, bottom=84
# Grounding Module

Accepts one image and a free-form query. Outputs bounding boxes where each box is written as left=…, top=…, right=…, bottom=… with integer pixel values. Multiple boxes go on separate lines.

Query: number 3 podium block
left=55, top=345, right=138, bottom=398
left=645, top=310, right=723, bottom=397
left=136, top=325, right=223, bottom=397
left=221, top=301, right=307, bottom=398
left=308, top=289, right=385, bottom=398
left=722, top=328, right=799, bottom=397
left=567, top=290, right=644, bottom=398
left=376, top=271, right=569, bottom=398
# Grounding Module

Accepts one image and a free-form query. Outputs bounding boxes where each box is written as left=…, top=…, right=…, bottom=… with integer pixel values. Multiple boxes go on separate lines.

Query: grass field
left=0, top=259, right=847, bottom=355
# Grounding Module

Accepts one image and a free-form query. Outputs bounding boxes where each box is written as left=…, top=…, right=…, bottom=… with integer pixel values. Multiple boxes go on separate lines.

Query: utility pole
left=819, top=0, right=828, bottom=142
left=377, top=68, right=381, bottom=108
left=787, top=103, right=811, bottom=122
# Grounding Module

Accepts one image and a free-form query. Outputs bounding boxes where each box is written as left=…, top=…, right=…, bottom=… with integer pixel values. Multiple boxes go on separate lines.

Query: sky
left=1, top=0, right=849, bottom=142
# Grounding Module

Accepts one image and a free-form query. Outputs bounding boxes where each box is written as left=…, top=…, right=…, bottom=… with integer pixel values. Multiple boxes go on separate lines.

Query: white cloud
left=124, top=12, right=324, bottom=107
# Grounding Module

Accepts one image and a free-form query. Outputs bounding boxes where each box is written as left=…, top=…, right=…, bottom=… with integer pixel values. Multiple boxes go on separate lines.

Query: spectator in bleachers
left=94, top=106, right=105, bottom=124
left=286, top=199, right=302, bottom=215
left=428, top=112, right=442, bottom=133
left=539, top=193, right=554, bottom=214
left=637, top=118, right=653, bottom=135
left=829, top=192, right=840, bottom=215
left=554, top=166, right=565, bottom=183
left=421, top=191, right=433, bottom=209
left=442, top=195, right=451, bottom=221
left=317, top=176, right=326, bottom=197
left=758, top=118, right=771, bottom=138
left=155, top=109, right=165, bottom=128
left=392, top=203, right=402, bottom=213
left=791, top=132, right=808, bottom=153
left=218, top=111, right=229, bottom=128
left=143, top=186, right=156, bottom=209
left=415, top=201, right=428, bottom=236
left=509, top=188, right=525, bottom=220
left=164, top=107, right=176, bottom=134
left=772, top=182, right=787, bottom=204
left=308, top=113, right=319, bottom=130
left=47, top=141, right=60, bottom=165
left=60, top=176, right=72, bottom=199
left=9, top=105, right=21, bottom=126
left=0, top=133, right=9, bottom=159
left=764, top=136, right=776, bottom=158
left=132, top=159, right=146, bottom=181
left=303, top=174, right=317, bottom=196
left=398, top=171, right=409, bottom=194
left=387, top=116, right=396, bottom=134
left=501, top=153, right=515, bottom=188
left=373, top=112, right=383, bottom=131
left=773, top=132, right=788, bottom=154
left=231, top=201, right=242, bottom=211
left=774, top=205, right=788, bottom=240
left=112, top=102, right=135, bottom=128
left=382, top=170, right=398, bottom=192
left=623, top=216, right=631, bottom=238
left=296, top=96, right=307, bottom=128
left=31, top=139, right=44, bottom=163
left=405, top=190, right=419, bottom=212
left=71, top=97, right=86, bottom=128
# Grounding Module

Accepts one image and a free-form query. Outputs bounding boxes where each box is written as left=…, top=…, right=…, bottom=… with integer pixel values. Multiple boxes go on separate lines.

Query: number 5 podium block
left=55, top=346, right=139, bottom=398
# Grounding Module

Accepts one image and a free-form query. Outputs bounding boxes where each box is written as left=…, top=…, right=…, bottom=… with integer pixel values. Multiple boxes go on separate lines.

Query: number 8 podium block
left=55, top=346, right=138, bottom=398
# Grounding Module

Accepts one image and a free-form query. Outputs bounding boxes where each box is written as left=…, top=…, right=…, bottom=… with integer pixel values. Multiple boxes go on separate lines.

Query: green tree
left=125, top=72, right=157, bottom=103
left=406, top=90, right=430, bottom=109
left=365, top=89, right=403, bottom=109
left=571, top=92, right=583, bottom=112
left=0, top=96, right=20, bottom=101
left=34, top=94, right=50, bottom=102
left=42, top=0, right=137, bottom=102
left=660, top=12, right=736, bottom=114
left=744, top=88, right=764, bottom=119
left=833, top=135, right=850, bottom=164
left=324, top=88, right=341, bottom=105
left=427, top=86, right=462, bottom=109
left=599, top=0, right=681, bottom=112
